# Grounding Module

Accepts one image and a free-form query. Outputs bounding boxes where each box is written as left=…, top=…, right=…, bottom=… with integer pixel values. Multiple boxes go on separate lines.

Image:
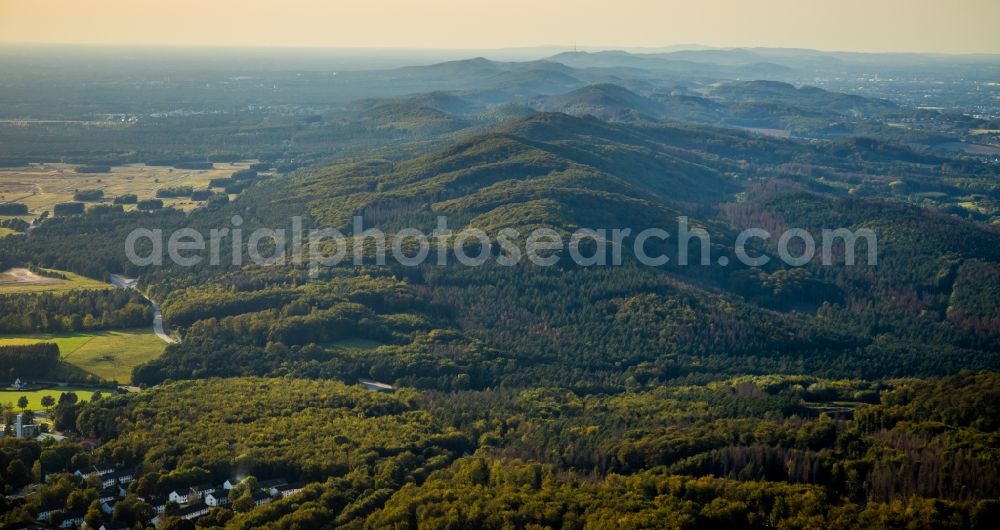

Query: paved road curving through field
left=109, top=274, right=177, bottom=344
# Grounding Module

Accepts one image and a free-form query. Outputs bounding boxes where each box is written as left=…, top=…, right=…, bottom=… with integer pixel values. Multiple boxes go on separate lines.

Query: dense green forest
left=75, top=378, right=469, bottom=482
left=0, top=343, right=59, bottom=378
left=0, top=290, right=152, bottom=334
left=3, top=112, right=995, bottom=391
left=15, top=113, right=975, bottom=391
left=4, top=372, right=999, bottom=528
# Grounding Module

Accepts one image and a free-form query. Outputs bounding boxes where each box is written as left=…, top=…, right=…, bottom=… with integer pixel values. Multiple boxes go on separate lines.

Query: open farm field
left=0, top=267, right=109, bottom=294
left=0, top=161, right=254, bottom=214
left=0, top=386, right=101, bottom=411
left=0, top=328, right=166, bottom=383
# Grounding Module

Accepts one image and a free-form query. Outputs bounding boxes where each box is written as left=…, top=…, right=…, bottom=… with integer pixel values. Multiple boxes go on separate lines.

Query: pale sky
left=1, top=0, right=998, bottom=54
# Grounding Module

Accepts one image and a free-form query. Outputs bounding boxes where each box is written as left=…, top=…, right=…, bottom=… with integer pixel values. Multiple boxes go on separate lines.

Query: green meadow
left=0, top=267, right=109, bottom=294
left=0, top=329, right=166, bottom=384
left=0, top=386, right=99, bottom=411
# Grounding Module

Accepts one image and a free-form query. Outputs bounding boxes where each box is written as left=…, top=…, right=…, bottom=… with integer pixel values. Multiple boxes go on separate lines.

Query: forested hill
left=2, top=111, right=997, bottom=390
left=13, top=112, right=961, bottom=389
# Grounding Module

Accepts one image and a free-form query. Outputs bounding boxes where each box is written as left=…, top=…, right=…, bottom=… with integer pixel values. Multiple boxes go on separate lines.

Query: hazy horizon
left=2, top=0, right=999, bottom=55
left=2, top=42, right=1000, bottom=57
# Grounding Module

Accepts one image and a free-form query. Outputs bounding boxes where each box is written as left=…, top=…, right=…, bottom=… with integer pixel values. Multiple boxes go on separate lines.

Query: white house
left=76, top=464, right=117, bottom=487
left=189, top=483, right=215, bottom=499
left=59, top=511, right=85, bottom=528
left=168, top=489, right=192, bottom=504
left=111, top=467, right=136, bottom=486
left=277, top=482, right=307, bottom=498
left=152, top=503, right=210, bottom=528
left=204, top=491, right=229, bottom=507
left=11, top=378, right=26, bottom=390
left=277, top=481, right=308, bottom=498
left=177, top=502, right=210, bottom=520
left=169, top=483, right=214, bottom=505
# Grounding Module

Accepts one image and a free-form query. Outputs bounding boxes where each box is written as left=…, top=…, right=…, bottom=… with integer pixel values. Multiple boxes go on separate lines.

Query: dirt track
left=0, top=267, right=60, bottom=285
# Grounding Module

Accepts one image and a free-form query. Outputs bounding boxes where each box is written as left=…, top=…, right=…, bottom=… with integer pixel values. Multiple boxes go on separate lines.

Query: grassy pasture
left=0, top=267, right=109, bottom=294
left=0, top=387, right=101, bottom=411
left=0, top=329, right=166, bottom=383
left=0, top=161, right=254, bottom=214
left=0, top=215, right=34, bottom=222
